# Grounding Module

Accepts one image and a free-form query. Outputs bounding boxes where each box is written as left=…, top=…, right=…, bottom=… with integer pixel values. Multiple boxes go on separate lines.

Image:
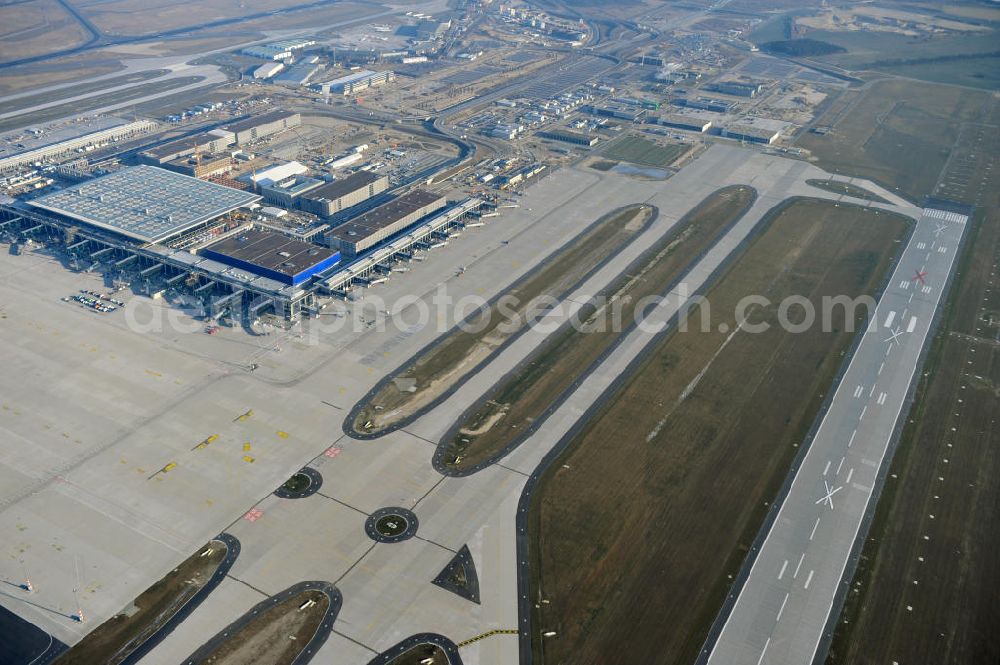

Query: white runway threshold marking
left=907, top=316, right=918, bottom=333
left=884, top=311, right=896, bottom=328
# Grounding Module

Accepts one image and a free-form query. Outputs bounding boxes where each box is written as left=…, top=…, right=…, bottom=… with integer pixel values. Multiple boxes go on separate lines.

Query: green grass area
left=602, top=136, right=687, bottom=168
left=529, top=198, right=911, bottom=665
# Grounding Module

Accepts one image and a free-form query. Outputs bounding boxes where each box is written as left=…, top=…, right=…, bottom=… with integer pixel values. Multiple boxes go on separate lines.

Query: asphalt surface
left=0, top=603, right=67, bottom=665
left=702, top=207, right=969, bottom=665
left=344, top=204, right=661, bottom=443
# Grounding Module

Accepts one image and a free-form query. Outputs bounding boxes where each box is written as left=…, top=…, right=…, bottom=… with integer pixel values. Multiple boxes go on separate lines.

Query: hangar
left=27, top=165, right=260, bottom=243
left=201, top=228, right=340, bottom=286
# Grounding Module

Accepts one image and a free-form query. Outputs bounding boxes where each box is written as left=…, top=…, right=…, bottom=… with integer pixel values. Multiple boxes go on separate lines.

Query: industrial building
left=254, top=62, right=285, bottom=79
left=314, top=70, right=395, bottom=96
left=245, top=161, right=309, bottom=189
left=536, top=129, right=599, bottom=146
left=672, top=97, right=736, bottom=113
left=162, top=153, right=234, bottom=179
left=583, top=103, right=647, bottom=123
left=201, top=228, right=339, bottom=286
left=273, top=63, right=324, bottom=87
left=218, top=111, right=301, bottom=145
left=243, top=38, right=316, bottom=60
left=721, top=124, right=780, bottom=145
left=259, top=175, right=325, bottom=207
left=27, top=165, right=259, bottom=243
left=656, top=113, right=713, bottom=133
left=706, top=80, right=763, bottom=98
left=326, top=189, right=446, bottom=256
left=138, top=130, right=235, bottom=165
left=300, top=171, right=389, bottom=218
left=0, top=119, right=157, bottom=175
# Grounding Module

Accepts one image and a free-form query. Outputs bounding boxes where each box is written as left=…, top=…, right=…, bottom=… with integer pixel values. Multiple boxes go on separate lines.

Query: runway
left=703, top=207, right=968, bottom=665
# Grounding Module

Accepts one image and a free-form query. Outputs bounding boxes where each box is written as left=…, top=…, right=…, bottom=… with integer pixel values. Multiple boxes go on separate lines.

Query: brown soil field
left=195, top=590, right=329, bottom=665
left=441, top=186, right=756, bottom=471
left=797, top=79, right=991, bottom=201
left=0, top=0, right=91, bottom=64
left=351, top=204, right=655, bottom=435
left=826, top=99, right=1000, bottom=665
left=55, top=540, right=227, bottom=665
left=529, top=198, right=911, bottom=665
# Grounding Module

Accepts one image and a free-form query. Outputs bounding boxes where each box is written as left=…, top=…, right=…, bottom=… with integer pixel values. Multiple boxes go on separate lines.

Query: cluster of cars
left=61, top=289, right=125, bottom=314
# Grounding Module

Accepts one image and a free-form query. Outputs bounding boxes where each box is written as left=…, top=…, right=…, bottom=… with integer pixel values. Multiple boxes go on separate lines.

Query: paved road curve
left=703, top=207, right=969, bottom=665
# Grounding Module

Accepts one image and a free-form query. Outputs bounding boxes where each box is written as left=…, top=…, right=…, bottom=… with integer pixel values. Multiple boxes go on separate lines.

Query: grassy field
left=805, top=178, right=889, bottom=203
left=350, top=205, right=654, bottom=435
left=797, top=78, right=992, bottom=201
left=529, top=198, right=910, bottom=665
left=439, top=186, right=756, bottom=471
left=602, top=136, right=687, bottom=168
left=54, top=540, right=227, bottom=665
left=826, top=98, right=1000, bottom=665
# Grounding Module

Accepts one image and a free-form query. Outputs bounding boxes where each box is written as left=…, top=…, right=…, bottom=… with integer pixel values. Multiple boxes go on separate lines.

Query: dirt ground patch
left=194, top=590, right=329, bottom=665
left=440, top=186, right=756, bottom=471
left=351, top=205, right=655, bottom=435
left=797, top=78, right=991, bottom=201
left=529, top=198, right=910, bottom=665
left=55, top=540, right=227, bottom=665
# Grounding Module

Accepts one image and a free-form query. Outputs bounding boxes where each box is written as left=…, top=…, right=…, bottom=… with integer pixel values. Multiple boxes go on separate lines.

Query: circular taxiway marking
left=273, top=467, right=322, bottom=499
left=365, top=507, right=418, bottom=543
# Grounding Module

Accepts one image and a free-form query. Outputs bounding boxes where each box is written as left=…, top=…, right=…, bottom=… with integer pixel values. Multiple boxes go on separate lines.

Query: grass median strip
left=437, top=185, right=757, bottom=473
left=528, top=198, right=910, bottom=665
left=350, top=204, right=656, bottom=436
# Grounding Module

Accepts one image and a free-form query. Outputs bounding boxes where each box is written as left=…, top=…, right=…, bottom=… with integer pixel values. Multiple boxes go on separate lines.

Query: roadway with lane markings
left=703, top=208, right=968, bottom=665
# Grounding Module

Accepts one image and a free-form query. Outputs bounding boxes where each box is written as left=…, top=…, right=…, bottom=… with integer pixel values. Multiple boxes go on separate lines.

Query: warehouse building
left=721, top=124, right=780, bottom=145
left=243, top=38, right=316, bottom=60
left=655, top=113, right=712, bottom=133
left=244, top=161, right=309, bottom=189
left=218, top=111, right=301, bottom=145
left=0, top=119, right=157, bottom=175
left=253, top=62, right=285, bottom=79
left=138, top=129, right=235, bottom=165
left=672, top=97, right=736, bottom=113
left=259, top=175, right=325, bottom=207
left=536, top=129, right=599, bottom=146
left=27, top=165, right=260, bottom=243
left=300, top=171, right=389, bottom=218
left=706, top=80, right=763, bottom=98
left=326, top=189, right=446, bottom=256
left=201, top=228, right=338, bottom=286
left=314, top=70, right=395, bottom=96
left=273, top=63, right=324, bottom=87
